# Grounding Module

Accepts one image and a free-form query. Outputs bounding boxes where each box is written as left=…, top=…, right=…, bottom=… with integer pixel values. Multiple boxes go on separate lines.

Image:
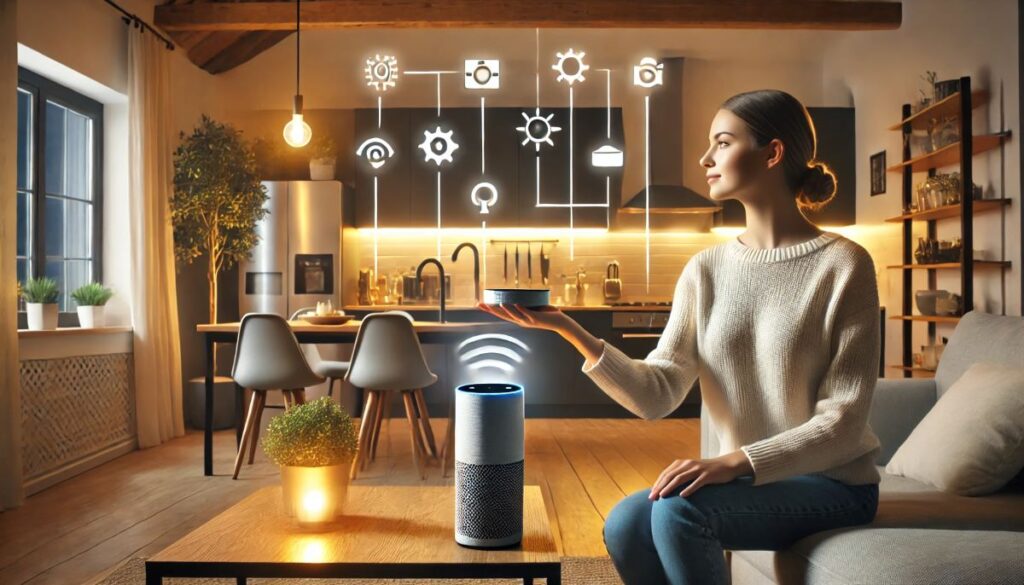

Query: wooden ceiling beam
left=155, top=0, right=902, bottom=32
left=202, top=31, right=292, bottom=74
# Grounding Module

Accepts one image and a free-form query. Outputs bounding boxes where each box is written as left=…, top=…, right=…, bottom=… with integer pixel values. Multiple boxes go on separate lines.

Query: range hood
left=618, top=58, right=721, bottom=224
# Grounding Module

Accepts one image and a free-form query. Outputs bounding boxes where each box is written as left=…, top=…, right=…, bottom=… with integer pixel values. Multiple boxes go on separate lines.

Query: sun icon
left=516, top=108, right=562, bottom=153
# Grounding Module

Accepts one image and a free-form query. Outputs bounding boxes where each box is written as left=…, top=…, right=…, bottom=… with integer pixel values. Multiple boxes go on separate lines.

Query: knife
left=503, top=244, right=508, bottom=284
left=515, top=244, right=520, bottom=287
left=527, top=243, right=532, bottom=284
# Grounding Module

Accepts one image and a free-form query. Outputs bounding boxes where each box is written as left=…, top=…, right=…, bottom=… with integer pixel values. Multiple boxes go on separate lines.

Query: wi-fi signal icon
left=456, top=333, right=531, bottom=378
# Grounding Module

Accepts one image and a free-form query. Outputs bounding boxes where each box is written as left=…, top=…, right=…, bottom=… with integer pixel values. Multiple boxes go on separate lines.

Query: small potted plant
left=262, top=397, right=358, bottom=525
left=21, top=277, right=59, bottom=331
left=309, top=134, right=337, bottom=181
left=71, top=282, right=114, bottom=328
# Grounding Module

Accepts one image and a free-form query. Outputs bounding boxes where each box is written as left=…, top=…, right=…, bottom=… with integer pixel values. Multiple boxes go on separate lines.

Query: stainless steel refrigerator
left=239, top=180, right=355, bottom=413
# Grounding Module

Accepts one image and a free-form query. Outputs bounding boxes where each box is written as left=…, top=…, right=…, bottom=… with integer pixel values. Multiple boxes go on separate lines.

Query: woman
left=478, top=89, right=881, bottom=585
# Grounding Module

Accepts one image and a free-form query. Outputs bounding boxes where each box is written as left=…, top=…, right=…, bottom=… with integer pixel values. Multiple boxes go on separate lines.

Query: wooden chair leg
left=351, top=389, right=377, bottom=480
left=292, top=389, right=306, bottom=405
left=247, top=391, right=266, bottom=465
left=362, top=390, right=383, bottom=470
left=402, top=391, right=426, bottom=480
left=281, top=390, right=292, bottom=411
left=413, top=389, right=438, bottom=459
left=441, top=391, right=455, bottom=478
left=369, top=390, right=389, bottom=463
left=327, top=378, right=336, bottom=399
left=233, top=390, right=263, bottom=480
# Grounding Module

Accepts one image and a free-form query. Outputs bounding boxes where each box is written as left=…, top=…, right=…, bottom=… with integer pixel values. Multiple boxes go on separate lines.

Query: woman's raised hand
left=476, top=303, right=571, bottom=334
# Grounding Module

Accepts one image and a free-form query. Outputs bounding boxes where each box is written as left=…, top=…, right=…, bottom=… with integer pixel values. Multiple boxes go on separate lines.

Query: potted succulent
left=262, top=397, right=358, bottom=525
left=71, top=282, right=114, bottom=328
left=21, top=277, right=59, bottom=331
left=308, top=135, right=337, bottom=180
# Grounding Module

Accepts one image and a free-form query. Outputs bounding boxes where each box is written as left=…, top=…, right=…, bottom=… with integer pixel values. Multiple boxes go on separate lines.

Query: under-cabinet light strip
left=569, top=86, right=574, bottom=260
left=373, top=176, right=379, bottom=277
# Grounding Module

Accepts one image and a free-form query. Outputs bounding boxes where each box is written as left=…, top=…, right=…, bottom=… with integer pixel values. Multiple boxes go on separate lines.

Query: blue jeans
left=603, top=474, right=879, bottom=585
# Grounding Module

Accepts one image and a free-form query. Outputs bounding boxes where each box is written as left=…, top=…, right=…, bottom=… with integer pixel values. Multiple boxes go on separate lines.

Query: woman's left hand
left=649, top=451, right=753, bottom=500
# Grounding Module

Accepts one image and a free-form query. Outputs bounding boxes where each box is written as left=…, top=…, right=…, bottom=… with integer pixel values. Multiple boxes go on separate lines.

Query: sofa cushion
left=772, top=528, right=1024, bottom=585
left=885, top=362, right=1024, bottom=495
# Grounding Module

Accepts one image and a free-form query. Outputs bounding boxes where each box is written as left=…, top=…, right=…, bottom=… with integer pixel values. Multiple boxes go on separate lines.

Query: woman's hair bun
left=796, top=161, right=837, bottom=212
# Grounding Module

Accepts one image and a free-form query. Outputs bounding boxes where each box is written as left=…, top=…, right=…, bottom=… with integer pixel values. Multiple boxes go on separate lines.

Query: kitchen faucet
left=451, top=242, right=481, bottom=302
left=416, top=258, right=447, bottom=323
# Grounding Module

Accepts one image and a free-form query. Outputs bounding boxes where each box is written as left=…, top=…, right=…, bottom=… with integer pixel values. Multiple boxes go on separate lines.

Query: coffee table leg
left=236, top=577, right=246, bottom=585
left=547, top=569, right=561, bottom=585
left=523, top=578, right=533, bottom=585
left=144, top=565, right=162, bottom=585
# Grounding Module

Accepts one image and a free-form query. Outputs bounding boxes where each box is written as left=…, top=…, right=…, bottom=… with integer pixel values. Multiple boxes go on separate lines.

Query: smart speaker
left=454, top=383, right=525, bottom=548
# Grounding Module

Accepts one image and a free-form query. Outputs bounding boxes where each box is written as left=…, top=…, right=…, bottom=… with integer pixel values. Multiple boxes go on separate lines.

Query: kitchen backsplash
left=342, top=228, right=731, bottom=306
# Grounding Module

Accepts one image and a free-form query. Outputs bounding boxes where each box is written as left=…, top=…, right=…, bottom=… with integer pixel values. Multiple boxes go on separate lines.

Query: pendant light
left=282, top=0, right=311, bottom=147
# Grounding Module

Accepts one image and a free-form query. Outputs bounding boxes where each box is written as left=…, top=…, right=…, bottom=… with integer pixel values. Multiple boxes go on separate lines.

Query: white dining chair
left=345, top=311, right=438, bottom=480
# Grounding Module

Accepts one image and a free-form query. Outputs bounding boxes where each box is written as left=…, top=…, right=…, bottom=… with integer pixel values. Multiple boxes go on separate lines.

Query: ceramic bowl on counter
left=915, top=290, right=960, bottom=316
left=482, top=288, right=550, bottom=308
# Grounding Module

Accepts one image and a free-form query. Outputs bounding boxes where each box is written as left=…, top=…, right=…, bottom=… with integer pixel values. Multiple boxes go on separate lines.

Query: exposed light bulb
left=283, top=113, right=312, bottom=148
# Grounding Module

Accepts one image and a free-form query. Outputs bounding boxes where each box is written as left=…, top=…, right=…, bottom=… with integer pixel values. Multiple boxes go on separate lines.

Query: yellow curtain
left=128, top=28, right=185, bottom=447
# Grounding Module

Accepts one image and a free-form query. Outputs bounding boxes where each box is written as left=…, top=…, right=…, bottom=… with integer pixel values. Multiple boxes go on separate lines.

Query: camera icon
left=633, top=57, right=663, bottom=89
left=465, top=59, right=500, bottom=90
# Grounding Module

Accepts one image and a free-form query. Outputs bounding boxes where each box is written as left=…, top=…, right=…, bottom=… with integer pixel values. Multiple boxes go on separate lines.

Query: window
left=17, top=68, right=103, bottom=313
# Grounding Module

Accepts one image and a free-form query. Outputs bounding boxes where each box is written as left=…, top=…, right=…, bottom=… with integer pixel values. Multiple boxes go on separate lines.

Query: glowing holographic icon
left=418, top=126, right=459, bottom=166
left=552, top=49, right=589, bottom=86
left=470, top=182, right=499, bottom=214
left=364, top=54, right=399, bottom=92
left=456, top=333, right=531, bottom=376
left=356, top=136, right=395, bottom=170
left=591, top=144, right=624, bottom=168
left=516, top=108, right=562, bottom=152
left=633, top=57, right=663, bottom=88
left=465, top=59, right=500, bottom=89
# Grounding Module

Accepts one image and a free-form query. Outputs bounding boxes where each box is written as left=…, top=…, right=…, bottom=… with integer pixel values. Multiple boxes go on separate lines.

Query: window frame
left=17, top=67, right=104, bottom=322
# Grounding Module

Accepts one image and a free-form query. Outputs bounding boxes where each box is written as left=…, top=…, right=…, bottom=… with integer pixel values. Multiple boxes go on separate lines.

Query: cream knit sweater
left=582, top=231, right=882, bottom=486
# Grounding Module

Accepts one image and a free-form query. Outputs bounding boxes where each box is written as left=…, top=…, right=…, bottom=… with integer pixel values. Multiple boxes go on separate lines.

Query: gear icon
left=516, top=109, right=562, bottom=152
left=418, top=126, right=459, bottom=166
left=365, top=54, right=399, bottom=92
left=552, top=49, right=589, bottom=86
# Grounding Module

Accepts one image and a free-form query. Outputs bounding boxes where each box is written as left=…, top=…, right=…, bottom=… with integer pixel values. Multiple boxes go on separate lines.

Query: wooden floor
left=0, top=417, right=699, bottom=585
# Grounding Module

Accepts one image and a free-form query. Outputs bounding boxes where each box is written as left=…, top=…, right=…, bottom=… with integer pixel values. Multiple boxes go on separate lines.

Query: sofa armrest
left=869, top=377, right=937, bottom=466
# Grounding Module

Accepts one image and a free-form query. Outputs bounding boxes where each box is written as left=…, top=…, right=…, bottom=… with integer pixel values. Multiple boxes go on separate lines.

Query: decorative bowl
left=299, top=313, right=354, bottom=325
left=482, top=288, right=550, bottom=308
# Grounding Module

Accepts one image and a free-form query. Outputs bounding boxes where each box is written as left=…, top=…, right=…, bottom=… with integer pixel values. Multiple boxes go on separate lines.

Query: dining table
left=195, top=319, right=513, bottom=476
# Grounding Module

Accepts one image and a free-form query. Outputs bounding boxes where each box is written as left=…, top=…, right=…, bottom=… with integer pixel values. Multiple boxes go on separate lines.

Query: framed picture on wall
left=870, top=150, right=886, bottom=196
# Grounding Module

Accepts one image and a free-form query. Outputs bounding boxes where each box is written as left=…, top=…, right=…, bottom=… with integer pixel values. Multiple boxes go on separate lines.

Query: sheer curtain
left=128, top=28, right=184, bottom=447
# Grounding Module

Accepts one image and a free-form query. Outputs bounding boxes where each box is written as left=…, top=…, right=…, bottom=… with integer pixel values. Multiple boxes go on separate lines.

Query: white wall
left=822, top=0, right=1021, bottom=373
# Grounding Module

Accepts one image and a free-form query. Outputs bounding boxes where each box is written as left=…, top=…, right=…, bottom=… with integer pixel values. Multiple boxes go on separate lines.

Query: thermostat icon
left=591, top=144, right=624, bottom=168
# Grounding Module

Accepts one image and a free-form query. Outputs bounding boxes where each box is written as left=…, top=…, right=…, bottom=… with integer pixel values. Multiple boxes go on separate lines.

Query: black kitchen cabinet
left=720, top=106, right=856, bottom=227
left=354, top=107, right=624, bottom=228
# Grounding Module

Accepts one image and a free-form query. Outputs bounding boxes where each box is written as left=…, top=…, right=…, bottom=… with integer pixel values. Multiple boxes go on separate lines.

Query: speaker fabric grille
left=455, top=460, right=524, bottom=541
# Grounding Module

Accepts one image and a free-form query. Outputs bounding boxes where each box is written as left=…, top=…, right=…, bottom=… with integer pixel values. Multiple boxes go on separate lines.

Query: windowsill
left=17, top=325, right=132, bottom=338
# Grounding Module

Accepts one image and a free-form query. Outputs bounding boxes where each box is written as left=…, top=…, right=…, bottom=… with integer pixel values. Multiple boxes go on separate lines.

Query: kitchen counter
left=343, top=304, right=672, bottom=312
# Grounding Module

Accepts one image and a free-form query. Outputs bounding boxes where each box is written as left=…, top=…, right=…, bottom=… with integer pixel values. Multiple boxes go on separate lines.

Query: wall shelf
left=887, top=89, right=989, bottom=131
left=884, top=198, right=1011, bottom=223
left=890, top=315, right=962, bottom=324
left=886, top=132, right=1010, bottom=173
left=885, top=260, right=1011, bottom=270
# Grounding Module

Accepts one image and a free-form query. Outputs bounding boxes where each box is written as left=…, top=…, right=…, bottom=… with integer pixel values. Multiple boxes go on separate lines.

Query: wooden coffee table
left=146, top=485, right=561, bottom=584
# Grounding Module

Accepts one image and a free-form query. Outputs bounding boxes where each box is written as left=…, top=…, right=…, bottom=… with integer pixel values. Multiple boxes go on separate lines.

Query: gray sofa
left=701, top=311, right=1024, bottom=585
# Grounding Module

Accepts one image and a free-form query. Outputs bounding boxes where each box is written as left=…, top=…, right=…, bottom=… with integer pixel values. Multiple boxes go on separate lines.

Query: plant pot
left=280, top=462, right=350, bottom=525
left=309, top=158, right=336, bottom=181
left=76, top=305, right=105, bottom=328
left=26, top=302, right=58, bottom=331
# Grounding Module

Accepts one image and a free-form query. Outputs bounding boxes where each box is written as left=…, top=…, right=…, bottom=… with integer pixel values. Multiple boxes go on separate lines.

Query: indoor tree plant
left=71, top=282, right=114, bottom=328
left=21, top=277, right=59, bottom=331
left=262, top=397, right=358, bottom=525
left=308, top=134, right=337, bottom=180
left=170, top=115, right=268, bottom=363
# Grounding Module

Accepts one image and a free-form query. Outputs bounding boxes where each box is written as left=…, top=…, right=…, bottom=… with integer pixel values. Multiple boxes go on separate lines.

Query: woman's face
left=699, top=109, right=772, bottom=203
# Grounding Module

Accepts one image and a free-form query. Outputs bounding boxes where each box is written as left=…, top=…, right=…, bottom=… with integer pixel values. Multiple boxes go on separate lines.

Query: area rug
left=97, top=556, right=624, bottom=585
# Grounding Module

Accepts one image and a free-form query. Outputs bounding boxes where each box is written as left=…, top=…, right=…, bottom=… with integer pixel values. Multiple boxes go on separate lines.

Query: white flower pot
left=309, top=158, right=336, bottom=181
left=77, top=305, right=105, bottom=328
left=280, top=463, right=350, bottom=525
left=27, top=303, right=58, bottom=331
